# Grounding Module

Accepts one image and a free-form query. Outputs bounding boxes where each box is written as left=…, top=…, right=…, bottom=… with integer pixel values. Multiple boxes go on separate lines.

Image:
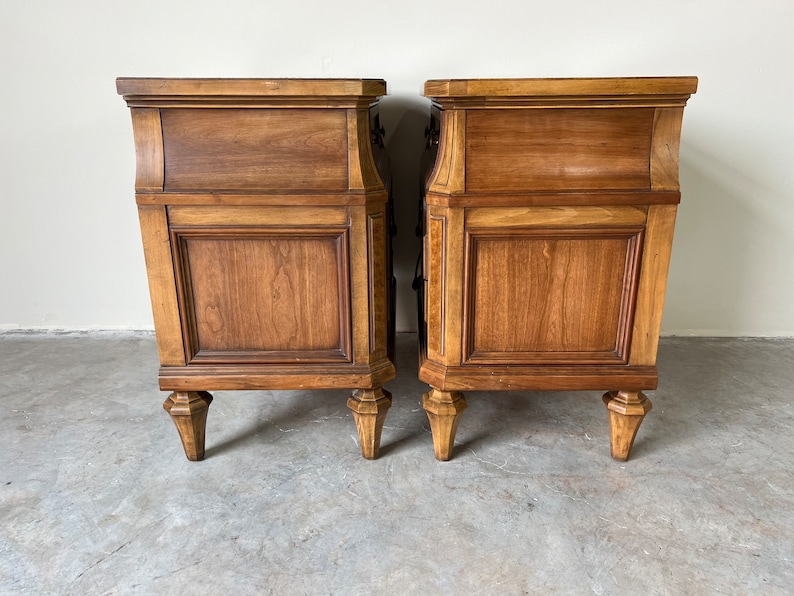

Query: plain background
left=1, top=0, right=792, bottom=336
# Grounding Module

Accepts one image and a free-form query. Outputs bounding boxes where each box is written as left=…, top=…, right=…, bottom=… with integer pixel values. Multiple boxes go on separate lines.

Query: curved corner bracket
left=650, top=107, right=684, bottom=192
left=348, top=109, right=385, bottom=192
left=427, top=109, right=466, bottom=195
left=130, top=108, right=165, bottom=192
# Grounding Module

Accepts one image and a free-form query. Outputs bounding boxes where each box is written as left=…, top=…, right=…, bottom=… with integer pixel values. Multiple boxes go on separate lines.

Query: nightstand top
left=424, top=77, right=697, bottom=101
left=116, top=78, right=386, bottom=106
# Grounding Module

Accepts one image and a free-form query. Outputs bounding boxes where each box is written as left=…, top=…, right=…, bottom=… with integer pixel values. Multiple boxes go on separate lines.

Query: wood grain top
left=117, top=78, right=386, bottom=106
left=424, top=77, right=698, bottom=99
left=118, top=78, right=385, bottom=96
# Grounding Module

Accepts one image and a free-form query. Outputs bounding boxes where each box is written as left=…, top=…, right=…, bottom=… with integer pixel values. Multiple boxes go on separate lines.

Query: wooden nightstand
left=117, top=78, right=395, bottom=460
left=418, top=77, right=697, bottom=461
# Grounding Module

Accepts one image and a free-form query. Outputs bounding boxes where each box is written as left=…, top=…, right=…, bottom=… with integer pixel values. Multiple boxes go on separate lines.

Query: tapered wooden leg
left=347, top=387, right=392, bottom=460
left=163, top=391, right=213, bottom=461
left=423, top=388, right=467, bottom=461
left=603, top=390, right=652, bottom=462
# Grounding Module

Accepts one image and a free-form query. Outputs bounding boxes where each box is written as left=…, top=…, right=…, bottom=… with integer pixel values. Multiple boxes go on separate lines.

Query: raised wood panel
left=348, top=206, right=371, bottom=364
left=161, top=109, right=348, bottom=191
left=426, top=214, right=447, bottom=358
left=463, top=228, right=643, bottom=364
left=172, top=228, right=351, bottom=363
left=465, top=108, right=654, bottom=192
left=367, top=211, right=388, bottom=360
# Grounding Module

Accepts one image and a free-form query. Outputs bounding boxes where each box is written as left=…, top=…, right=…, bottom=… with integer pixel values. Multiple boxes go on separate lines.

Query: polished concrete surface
left=1, top=333, right=792, bottom=594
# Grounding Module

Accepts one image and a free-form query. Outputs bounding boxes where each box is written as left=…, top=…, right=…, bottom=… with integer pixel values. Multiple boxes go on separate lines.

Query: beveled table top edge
left=116, top=78, right=387, bottom=98
left=424, top=76, right=698, bottom=98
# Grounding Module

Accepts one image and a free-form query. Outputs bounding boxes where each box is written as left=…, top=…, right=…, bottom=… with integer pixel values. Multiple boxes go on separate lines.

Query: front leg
left=347, top=387, right=392, bottom=460
left=163, top=391, right=213, bottom=461
left=602, top=390, right=652, bottom=461
left=423, top=387, right=467, bottom=461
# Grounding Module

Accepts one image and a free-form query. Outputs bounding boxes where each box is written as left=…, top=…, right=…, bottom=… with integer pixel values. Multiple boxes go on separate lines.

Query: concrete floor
left=1, top=333, right=792, bottom=595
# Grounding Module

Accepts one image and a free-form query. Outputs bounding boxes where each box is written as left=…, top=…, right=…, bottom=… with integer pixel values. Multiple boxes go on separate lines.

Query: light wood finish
left=347, top=388, right=392, bottom=459
left=650, top=108, right=685, bottom=191
left=422, top=388, right=467, bottom=461
left=418, top=355, right=657, bottom=392
left=158, top=358, right=395, bottom=391
left=348, top=109, right=384, bottom=191
left=424, top=77, right=697, bottom=105
left=628, top=205, right=679, bottom=366
left=119, top=78, right=394, bottom=460
left=465, top=205, right=648, bottom=228
left=424, top=205, right=465, bottom=367
left=367, top=209, right=389, bottom=363
left=463, top=227, right=643, bottom=365
left=427, top=191, right=681, bottom=209
left=602, top=390, right=653, bottom=462
left=166, top=205, right=350, bottom=227
left=420, top=77, right=696, bottom=461
left=426, top=109, right=466, bottom=195
left=466, top=108, right=654, bottom=192
left=135, top=191, right=385, bottom=207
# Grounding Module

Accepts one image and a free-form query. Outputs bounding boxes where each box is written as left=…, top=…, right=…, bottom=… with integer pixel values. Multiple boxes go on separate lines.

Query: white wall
left=1, top=0, right=792, bottom=335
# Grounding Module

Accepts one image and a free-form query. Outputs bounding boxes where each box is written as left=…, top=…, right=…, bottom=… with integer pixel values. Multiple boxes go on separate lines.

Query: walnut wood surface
left=158, top=358, right=396, bottom=392
left=418, top=354, right=658, bottom=392
left=424, top=77, right=698, bottom=103
left=464, top=228, right=642, bottom=364
left=464, top=205, right=648, bottom=228
left=161, top=109, right=348, bottom=191
left=603, top=390, right=653, bottom=461
left=420, top=77, right=696, bottom=462
left=162, top=391, right=213, bottom=461
left=129, top=109, right=164, bottom=192
left=117, top=78, right=386, bottom=100
left=347, top=388, right=392, bottom=460
left=173, top=230, right=350, bottom=362
left=423, top=388, right=467, bottom=461
left=426, top=191, right=681, bottom=208
left=120, top=78, right=394, bottom=460
left=135, top=192, right=387, bottom=207
left=628, top=204, right=679, bottom=366
left=137, top=206, right=185, bottom=366
left=466, top=108, right=654, bottom=192
left=166, top=205, right=350, bottom=227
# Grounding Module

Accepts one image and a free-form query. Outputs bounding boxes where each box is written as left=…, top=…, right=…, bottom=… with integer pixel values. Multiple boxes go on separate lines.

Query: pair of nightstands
left=117, top=76, right=697, bottom=463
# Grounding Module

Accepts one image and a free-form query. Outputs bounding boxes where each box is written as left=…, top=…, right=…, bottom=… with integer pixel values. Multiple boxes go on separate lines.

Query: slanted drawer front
left=160, top=108, right=349, bottom=192
left=465, top=108, right=655, bottom=192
